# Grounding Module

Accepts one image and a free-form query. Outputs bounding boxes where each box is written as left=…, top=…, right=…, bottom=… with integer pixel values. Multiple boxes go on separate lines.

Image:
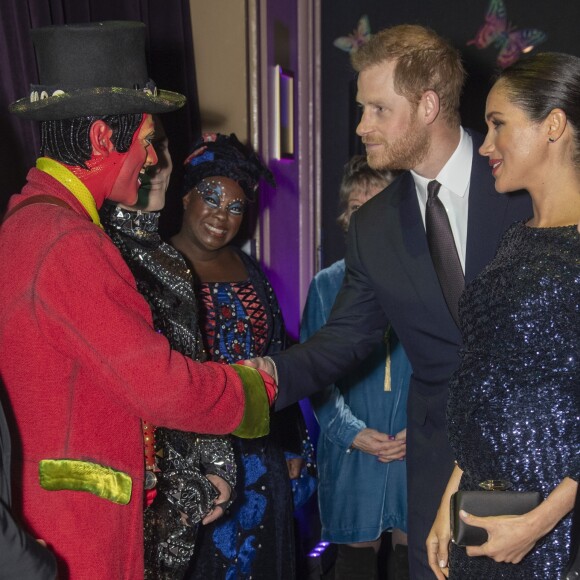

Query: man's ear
left=420, top=90, right=440, bottom=125
left=89, top=120, right=115, bottom=157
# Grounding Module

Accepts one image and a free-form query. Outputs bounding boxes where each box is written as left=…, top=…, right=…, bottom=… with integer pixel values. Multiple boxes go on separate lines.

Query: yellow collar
left=36, top=157, right=102, bottom=228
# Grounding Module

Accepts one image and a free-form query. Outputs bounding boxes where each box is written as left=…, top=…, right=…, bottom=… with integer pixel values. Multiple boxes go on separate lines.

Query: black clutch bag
left=450, top=490, right=542, bottom=547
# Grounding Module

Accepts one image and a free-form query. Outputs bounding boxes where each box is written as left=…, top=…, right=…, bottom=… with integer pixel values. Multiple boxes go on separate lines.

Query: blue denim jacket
left=300, top=260, right=411, bottom=543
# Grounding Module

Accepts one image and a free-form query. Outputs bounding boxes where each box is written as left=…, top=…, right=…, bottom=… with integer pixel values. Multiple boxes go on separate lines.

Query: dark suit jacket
left=273, top=130, right=532, bottom=525
left=0, top=399, right=56, bottom=579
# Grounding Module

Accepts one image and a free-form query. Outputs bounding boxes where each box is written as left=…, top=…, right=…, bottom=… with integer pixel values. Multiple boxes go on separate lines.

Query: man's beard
left=366, top=116, right=430, bottom=171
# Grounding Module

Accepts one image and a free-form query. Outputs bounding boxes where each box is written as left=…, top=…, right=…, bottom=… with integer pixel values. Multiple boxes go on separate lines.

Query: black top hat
left=10, top=21, right=186, bottom=120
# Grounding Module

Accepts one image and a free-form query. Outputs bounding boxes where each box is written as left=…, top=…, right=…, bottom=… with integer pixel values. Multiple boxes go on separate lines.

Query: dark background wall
left=320, top=0, right=580, bottom=267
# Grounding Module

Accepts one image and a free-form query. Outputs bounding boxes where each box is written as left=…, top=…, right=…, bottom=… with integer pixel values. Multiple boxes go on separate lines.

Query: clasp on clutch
left=479, top=479, right=512, bottom=491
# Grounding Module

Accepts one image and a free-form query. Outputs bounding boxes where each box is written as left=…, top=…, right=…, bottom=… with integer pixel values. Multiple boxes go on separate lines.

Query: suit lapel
left=388, top=132, right=515, bottom=327
left=397, top=173, right=453, bottom=322
left=395, top=132, right=507, bottom=328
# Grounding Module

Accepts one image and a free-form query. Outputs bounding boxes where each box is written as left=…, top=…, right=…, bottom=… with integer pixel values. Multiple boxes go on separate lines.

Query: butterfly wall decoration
left=334, top=15, right=371, bottom=54
left=467, top=0, right=547, bottom=68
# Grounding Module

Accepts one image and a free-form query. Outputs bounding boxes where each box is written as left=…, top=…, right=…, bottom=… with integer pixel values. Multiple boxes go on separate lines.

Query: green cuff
left=230, top=364, right=271, bottom=438
left=39, top=459, right=132, bottom=505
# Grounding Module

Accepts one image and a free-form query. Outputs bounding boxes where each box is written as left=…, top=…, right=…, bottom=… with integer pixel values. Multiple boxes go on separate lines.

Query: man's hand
left=202, top=474, right=232, bottom=525
left=241, top=358, right=278, bottom=405
left=242, top=357, right=277, bottom=381
left=351, top=428, right=406, bottom=461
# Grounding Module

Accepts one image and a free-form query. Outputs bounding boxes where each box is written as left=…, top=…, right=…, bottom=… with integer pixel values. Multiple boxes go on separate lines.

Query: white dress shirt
left=410, top=127, right=472, bottom=272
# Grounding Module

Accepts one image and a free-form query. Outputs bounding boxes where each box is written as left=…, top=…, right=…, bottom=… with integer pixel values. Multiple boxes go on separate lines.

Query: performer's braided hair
left=40, top=113, right=143, bottom=168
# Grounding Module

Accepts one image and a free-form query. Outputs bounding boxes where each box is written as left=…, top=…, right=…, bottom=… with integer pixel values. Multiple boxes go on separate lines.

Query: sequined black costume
left=447, top=222, right=580, bottom=579
left=101, top=204, right=236, bottom=580
left=185, top=248, right=312, bottom=580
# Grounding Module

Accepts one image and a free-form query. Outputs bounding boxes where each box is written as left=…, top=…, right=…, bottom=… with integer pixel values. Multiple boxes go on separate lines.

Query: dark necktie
left=426, top=180, right=464, bottom=326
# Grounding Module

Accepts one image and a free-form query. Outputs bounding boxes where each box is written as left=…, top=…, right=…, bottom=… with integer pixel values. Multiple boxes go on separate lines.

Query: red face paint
left=108, top=114, right=158, bottom=205
left=65, top=114, right=158, bottom=208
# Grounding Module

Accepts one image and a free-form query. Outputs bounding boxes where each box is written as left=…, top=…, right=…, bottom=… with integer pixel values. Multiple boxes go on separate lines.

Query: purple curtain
left=0, top=0, right=200, bottom=230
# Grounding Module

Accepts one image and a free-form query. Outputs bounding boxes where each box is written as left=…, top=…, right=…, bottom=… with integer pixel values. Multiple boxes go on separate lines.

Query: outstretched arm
left=272, top=217, right=389, bottom=410
left=36, top=227, right=274, bottom=438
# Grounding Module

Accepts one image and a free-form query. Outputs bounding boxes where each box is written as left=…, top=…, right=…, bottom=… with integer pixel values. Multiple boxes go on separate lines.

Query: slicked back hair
left=495, top=52, right=580, bottom=166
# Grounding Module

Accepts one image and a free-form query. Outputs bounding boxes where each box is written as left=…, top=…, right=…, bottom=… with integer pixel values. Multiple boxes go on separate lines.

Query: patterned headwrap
left=183, top=133, right=275, bottom=201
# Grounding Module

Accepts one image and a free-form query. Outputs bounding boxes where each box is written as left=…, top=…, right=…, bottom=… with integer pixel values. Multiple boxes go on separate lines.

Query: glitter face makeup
left=194, top=179, right=247, bottom=216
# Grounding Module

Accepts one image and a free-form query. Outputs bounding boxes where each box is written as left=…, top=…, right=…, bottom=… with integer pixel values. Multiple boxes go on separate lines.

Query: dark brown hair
left=495, top=52, right=580, bottom=164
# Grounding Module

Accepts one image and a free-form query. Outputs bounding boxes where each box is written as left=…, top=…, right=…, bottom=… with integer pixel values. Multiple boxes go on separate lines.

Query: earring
left=548, top=137, right=555, bottom=143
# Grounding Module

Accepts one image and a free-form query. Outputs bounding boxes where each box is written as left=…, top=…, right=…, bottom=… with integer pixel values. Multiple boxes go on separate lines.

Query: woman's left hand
left=463, top=477, right=578, bottom=563
left=461, top=510, right=540, bottom=563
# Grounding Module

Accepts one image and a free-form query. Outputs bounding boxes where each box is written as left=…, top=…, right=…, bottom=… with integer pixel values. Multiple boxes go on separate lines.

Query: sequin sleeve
left=198, top=435, right=236, bottom=489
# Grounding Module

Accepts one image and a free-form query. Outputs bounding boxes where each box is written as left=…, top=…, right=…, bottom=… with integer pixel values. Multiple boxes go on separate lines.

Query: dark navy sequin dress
left=447, top=221, right=580, bottom=578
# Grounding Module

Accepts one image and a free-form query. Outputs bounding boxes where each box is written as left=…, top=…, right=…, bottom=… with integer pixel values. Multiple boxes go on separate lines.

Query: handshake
left=233, top=356, right=278, bottom=409
left=229, top=357, right=279, bottom=440
left=241, top=356, right=278, bottom=385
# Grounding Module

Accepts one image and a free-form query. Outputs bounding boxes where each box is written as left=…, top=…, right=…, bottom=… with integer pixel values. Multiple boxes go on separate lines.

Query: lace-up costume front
left=186, top=248, right=309, bottom=580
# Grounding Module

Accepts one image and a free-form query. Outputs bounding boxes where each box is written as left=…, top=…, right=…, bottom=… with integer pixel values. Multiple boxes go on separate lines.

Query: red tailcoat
left=0, top=168, right=251, bottom=579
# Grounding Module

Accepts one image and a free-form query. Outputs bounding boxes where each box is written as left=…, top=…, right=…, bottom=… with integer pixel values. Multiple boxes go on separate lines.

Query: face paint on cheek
left=108, top=115, right=151, bottom=205
left=65, top=144, right=139, bottom=210
left=84, top=148, right=133, bottom=196
left=133, top=170, right=154, bottom=209
left=62, top=115, right=150, bottom=210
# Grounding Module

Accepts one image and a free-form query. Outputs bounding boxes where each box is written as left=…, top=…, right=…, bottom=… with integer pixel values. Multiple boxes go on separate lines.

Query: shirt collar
left=411, top=127, right=472, bottom=203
